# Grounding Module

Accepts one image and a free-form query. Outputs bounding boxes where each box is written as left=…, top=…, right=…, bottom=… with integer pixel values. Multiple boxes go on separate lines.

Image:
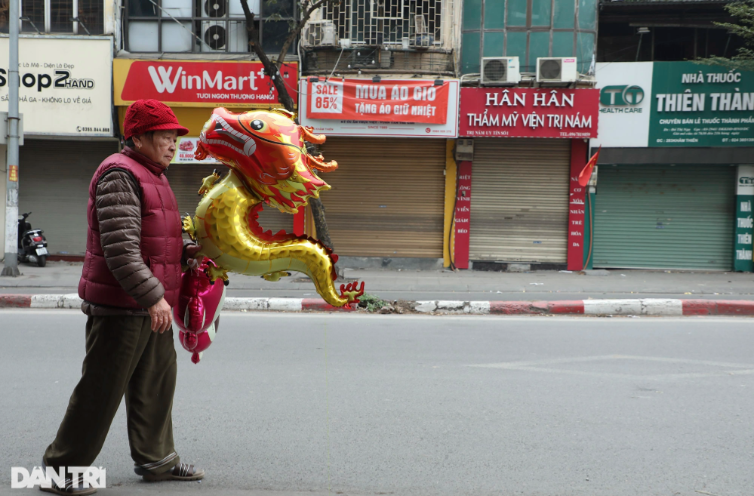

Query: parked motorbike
left=17, top=212, right=48, bottom=267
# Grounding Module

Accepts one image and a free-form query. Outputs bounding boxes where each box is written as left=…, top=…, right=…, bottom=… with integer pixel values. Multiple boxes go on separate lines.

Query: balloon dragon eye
left=250, top=120, right=264, bottom=131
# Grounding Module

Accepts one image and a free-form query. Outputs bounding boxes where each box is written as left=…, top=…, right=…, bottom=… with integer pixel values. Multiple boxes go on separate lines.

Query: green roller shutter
left=592, top=164, right=735, bottom=270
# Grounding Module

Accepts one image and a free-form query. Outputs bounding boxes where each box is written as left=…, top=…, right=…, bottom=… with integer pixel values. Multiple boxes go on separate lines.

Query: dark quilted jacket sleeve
left=95, top=170, right=165, bottom=309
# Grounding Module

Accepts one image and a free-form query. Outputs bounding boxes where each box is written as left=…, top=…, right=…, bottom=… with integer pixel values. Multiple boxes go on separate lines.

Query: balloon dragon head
left=195, top=107, right=338, bottom=214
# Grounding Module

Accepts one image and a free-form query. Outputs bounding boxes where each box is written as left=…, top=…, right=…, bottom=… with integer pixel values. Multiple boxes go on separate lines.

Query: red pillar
left=293, top=208, right=305, bottom=236
left=567, top=139, right=588, bottom=271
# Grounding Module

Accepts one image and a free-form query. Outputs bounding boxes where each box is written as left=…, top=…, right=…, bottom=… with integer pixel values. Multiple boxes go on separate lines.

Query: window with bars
left=125, top=0, right=294, bottom=53
left=304, top=0, right=443, bottom=48
left=0, top=0, right=105, bottom=34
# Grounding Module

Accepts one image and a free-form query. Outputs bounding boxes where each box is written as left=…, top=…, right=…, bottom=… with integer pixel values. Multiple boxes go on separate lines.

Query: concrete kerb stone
left=415, top=301, right=438, bottom=313
left=30, top=294, right=65, bottom=309
left=0, top=294, right=31, bottom=307
left=269, top=298, right=304, bottom=312
left=641, top=298, right=683, bottom=316
left=584, top=299, right=642, bottom=316
left=416, top=301, right=491, bottom=314
left=59, top=294, right=84, bottom=309
left=2, top=295, right=754, bottom=317
left=223, top=297, right=272, bottom=311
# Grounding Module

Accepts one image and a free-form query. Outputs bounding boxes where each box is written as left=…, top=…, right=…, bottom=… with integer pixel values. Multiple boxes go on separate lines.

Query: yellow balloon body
left=185, top=170, right=350, bottom=307
left=184, top=107, right=364, bottom=307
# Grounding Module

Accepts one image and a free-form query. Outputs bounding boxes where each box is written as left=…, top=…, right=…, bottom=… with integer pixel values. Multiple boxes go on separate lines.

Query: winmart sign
left=114, top=59, right=298, bottom=108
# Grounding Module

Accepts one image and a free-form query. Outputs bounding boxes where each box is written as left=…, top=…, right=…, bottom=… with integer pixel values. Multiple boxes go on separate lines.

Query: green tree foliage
left=702, top=1, right=754, bottom=70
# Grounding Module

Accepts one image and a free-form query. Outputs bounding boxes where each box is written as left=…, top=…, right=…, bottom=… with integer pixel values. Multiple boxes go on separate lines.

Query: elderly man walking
left=41, top=100, right=204, bottom=495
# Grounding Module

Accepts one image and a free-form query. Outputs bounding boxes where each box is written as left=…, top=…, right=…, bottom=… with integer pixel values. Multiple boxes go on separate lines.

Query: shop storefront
left=0, top=36, right=116, bottom=256
left=113, top=58, right=299, bottom=237
left=592, top=61, right=754, bottom=271
left=455, top=87, right=600, bottom=270
left=299, top=77, right=459, bottom=260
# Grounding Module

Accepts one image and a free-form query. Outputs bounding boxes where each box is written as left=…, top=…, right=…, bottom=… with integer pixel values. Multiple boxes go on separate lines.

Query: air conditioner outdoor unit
left=203, top=0, right=226, bottom=17
left=201, top=20, right=247, bottom=52
left=302, top=20, right=338, bottom=47
left=480, top=57, right=521, bottom=86
left=536, top=57, right=578, bottom=83
left=202, top=0, right=258, bottom=17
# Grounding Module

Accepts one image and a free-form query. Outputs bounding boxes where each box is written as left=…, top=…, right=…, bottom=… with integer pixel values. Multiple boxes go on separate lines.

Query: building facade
left=0, top=8, right=117, bottom=257
left=113, top=0, right=302, bottom=241
left=297, top=0, right=462, bottom=265
left=591, top=0, right=754, bottom=271
left=452, top=0, right=599, bottom=271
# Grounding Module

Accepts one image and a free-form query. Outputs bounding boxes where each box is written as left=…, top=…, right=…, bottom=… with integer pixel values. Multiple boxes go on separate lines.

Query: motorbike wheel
left=37, top=255, right=47, bottom=267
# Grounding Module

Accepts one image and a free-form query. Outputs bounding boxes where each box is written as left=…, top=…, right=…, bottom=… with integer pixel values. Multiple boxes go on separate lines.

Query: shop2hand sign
left=307, top=78, right=449, bottom=124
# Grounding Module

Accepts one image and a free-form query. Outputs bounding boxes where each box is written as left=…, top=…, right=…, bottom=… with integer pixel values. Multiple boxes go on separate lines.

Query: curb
left=2, top=294, right=754, bottom=316
left=0, top=294, right=358, bottom=312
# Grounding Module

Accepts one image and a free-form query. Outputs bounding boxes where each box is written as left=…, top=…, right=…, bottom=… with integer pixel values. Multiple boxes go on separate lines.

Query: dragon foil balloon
left=183, top=107, right=364, bottom=307
left=174, top=259, right=225, bottom=364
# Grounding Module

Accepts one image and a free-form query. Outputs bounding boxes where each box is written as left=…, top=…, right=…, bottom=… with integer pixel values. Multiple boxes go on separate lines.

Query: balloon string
left=324, top=320, right=331, bottom=493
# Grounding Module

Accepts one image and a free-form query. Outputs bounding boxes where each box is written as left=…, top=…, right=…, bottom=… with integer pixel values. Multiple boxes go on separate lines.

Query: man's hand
left=148, top=297, right=173, bottom=333
left=185, top=244, right=204, bottom=270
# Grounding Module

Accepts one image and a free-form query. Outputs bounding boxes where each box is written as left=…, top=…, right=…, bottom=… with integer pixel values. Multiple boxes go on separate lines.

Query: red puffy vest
left=78, top=148, right=184, bottom=309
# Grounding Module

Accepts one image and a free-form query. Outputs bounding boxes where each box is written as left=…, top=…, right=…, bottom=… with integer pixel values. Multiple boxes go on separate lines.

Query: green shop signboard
left=649, top=62, right=754, bottom=147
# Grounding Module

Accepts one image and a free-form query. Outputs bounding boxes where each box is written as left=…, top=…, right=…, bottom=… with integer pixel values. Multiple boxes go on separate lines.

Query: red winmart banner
left=306, top=78, right=450, bottom=124
left=115, top=59, right=298, bottom=107
left=459, top=88, right=600, bottom=139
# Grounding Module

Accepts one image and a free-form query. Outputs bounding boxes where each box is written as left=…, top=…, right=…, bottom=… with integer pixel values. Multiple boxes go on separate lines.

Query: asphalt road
left=1, top=311, right=753, bottom=496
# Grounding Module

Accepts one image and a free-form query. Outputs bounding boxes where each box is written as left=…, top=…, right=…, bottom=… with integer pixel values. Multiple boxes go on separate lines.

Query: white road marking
left=469, top=354, right=754, bottom=381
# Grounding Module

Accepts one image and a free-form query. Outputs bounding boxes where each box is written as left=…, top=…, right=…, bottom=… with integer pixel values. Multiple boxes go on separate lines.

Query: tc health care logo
left=599, top=85, right=645, bottom=114
left=600, top=85, right=645, bottom=106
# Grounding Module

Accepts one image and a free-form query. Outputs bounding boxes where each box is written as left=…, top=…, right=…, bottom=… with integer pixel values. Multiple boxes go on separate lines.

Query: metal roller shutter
left=469, top=138, right=571, bottom=263
left=18, top=139, right=119, bottom=255
left=168, top=164, right=293, bottom=236
left=320, top=138, right=446, bottom=258
left=592, top=164, right=735, bottom=270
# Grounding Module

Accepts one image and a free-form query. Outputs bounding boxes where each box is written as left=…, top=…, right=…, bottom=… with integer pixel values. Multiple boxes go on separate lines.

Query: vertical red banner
left=567, top=140, right=588, bottom=271
left=454, top=162, right=472, bottom=269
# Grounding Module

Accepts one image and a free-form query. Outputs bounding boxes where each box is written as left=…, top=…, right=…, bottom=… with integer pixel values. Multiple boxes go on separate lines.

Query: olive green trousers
left=43, top=315, right=180, bottom=476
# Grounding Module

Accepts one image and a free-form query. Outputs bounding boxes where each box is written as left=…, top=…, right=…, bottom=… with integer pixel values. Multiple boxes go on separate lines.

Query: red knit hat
left=123, top=99, right=189, bottom=140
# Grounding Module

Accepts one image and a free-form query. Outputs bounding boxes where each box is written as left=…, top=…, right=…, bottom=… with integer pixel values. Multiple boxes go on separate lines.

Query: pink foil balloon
left=174, top=259, right=226, bottom=363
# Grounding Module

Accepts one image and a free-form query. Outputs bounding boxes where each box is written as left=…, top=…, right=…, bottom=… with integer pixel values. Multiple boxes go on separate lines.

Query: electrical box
left=455, top=138, right=474, bottom=162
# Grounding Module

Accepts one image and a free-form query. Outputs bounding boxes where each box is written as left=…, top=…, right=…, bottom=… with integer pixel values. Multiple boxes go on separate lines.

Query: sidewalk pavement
left=1, top=260, right=753, bottom=316
left=1, top=261, right=752, bottom=302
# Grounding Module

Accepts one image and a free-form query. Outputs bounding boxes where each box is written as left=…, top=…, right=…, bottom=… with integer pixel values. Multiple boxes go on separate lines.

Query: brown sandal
left=142, top=463, right=204, bottom=482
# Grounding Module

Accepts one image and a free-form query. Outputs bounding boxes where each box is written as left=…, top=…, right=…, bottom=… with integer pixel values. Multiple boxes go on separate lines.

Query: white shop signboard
left=0, top=35, right=113, bottom=136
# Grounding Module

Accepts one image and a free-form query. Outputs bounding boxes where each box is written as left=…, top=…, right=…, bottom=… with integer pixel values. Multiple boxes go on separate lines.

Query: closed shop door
left=469, top=138, right=571, bottom=263
left=320, top=138, right=446, bottom=258
left=18, top=140, right=119, bottom=255
left=168, top=164, right=293, bottom=236
left=593, top=164, right=735, bottom=270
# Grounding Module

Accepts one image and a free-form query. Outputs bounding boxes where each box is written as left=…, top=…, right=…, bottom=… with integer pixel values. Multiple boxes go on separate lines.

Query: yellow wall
left=443, top=139, right=457, bottom=268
